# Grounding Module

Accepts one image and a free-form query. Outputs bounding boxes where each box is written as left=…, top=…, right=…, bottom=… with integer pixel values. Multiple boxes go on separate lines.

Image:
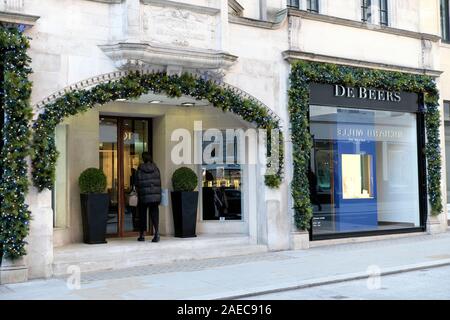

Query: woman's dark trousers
left=139, top=202, right=159, bottom=235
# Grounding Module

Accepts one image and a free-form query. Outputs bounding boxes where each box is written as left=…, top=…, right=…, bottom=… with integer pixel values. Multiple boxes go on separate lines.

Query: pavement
left=1, top=231, right=450, bottom=300
left=243, top=264, right=450, bottom=300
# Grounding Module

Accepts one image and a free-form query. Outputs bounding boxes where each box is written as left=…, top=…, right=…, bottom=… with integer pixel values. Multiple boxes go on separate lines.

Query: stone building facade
left=0, top=0, right=448, bottom=283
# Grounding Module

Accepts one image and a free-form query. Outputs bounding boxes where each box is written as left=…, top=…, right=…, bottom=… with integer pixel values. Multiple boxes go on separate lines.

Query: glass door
left=99, top=117, right=152, bottom=237
left=100, top=118, right=119, bottom=235
left=122, top=119, right=151, bottom=235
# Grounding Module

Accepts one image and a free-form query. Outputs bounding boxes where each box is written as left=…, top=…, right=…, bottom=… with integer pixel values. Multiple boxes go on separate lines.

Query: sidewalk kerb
left=190, top=258, right=450, bottom=300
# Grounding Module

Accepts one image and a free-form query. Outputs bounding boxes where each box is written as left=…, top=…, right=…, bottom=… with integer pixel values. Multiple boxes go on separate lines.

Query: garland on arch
left=32, top=72, right=284, bottom=192
left=289, top=60, right=442, bottom=230
left=0, top=27, right=33, bottom=260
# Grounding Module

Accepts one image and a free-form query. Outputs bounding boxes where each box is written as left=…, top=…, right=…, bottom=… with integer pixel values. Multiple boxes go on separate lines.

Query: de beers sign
left=333, top=85, right=402, bottom=103
left=309, top=83, right=419, bottom=112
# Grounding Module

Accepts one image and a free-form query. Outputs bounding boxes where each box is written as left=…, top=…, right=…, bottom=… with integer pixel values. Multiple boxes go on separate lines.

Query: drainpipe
left=260, top=0, right=267, bottom=20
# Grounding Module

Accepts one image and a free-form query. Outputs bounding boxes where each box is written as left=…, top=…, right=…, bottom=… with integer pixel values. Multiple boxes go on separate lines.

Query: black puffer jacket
left=136, top=162, right=162, bottom=204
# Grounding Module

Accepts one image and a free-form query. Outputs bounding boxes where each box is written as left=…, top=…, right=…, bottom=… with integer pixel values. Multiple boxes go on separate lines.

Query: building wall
left=2, top=0, right=446, bottom=279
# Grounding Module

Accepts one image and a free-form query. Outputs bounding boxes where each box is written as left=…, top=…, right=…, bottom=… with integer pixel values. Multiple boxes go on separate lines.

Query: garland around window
left=0, top=27, right=33, bottom=260
left=289, top=61, right=442, bottom=230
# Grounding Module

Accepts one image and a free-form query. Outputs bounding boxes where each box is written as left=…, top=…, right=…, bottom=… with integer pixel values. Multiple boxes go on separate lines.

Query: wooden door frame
left=100, top=115, right=153, bottom=238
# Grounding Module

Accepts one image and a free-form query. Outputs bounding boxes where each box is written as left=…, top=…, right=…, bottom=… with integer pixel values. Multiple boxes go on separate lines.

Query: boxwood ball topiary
left=172, top=167, right=198, bottom=192
left=79, top=168, right=107, bottom=194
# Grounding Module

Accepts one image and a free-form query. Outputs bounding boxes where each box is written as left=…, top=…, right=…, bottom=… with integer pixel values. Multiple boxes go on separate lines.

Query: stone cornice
left=0, top=11, right=40, bottom=28
left=141, top=0, right=220, bottom=15
left=85, top=0, right=123, bottom=3
left=288, top=8, right=441, bottom=43
left=283, top=50, right=443, bottom=77
left=100, top=42, right=238, bottom=72
left=229, top=9, right=287, bottom=29
left=228, top=0, right=244, bottom=17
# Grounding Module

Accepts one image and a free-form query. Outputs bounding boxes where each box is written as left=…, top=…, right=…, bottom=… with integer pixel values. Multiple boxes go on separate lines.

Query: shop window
left=441, top=0, right=450, bottom=42
left=361, top=0, right=371, bottom=22
left=201, top=131, right=243, bottom=221
left=310, top=106, right=421, bottom=236
left=307, top=0, right=319, bottom=13
left=379, top=0, right=388, bottom=26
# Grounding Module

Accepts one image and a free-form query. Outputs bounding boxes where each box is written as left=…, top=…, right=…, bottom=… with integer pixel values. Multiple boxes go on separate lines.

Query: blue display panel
left=333, top=109, right=377, bottom=232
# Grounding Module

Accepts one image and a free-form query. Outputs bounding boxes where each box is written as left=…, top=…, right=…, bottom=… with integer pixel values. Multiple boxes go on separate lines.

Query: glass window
left=309, top=106, right=421, bottom=236
left=444, top=101, right=450, bottom=121
left=444, top=102, right=450, bottom=204
left=201, top=131, right=243, bottom=221
left=287, top=0, right=300, bottom=8
left=307, top=0, right=319, bottom=13
left=99, top=118, right=119, bottom=235
left=53, top=124, right=68, bottom=228
left=361, top=0, right=371, bottom=22
left=442, top=0, right=450, bottom=42
left=122, top=119, right=150, bottom=233
left=379, top=0, right=388, bottom=26
left=443, top=0, right=450, bottom=41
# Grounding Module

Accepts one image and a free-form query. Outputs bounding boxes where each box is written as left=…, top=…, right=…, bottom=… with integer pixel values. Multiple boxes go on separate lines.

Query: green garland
left=0, top=27, right=33, bottom=259
left=289, top=60, right=442, bottom=230
left=32, top=72, right=284, bottom=192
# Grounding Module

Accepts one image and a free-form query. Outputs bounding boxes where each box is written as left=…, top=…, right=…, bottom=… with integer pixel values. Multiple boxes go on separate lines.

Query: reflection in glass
left=99, top=117, right=151, bottom=236
left=99, top=118, right=118, bottom=235
left=342, top=154, right=373, bottom=199
left=201, top=132, right=242, bottom=220
left=123, top=119, right=150, bottom=233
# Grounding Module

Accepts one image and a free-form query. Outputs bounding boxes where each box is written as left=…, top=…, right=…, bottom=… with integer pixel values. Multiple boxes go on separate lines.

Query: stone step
left=52, top=234, right=267, bottom=276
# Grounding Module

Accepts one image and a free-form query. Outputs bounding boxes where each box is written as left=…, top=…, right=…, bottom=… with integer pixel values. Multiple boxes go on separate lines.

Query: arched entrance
left=29, top=71, right=286, bottom=267
left=31, top=70, right=283, bottom=192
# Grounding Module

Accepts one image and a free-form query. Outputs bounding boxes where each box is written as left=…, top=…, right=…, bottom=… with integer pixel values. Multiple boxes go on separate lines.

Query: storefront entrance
left=99, top=116, right=153, bottom=237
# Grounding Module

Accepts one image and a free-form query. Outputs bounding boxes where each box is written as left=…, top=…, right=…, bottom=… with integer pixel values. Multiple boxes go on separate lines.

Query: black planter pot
left=171, top=191, right=199, bottom=238
left=80, top=193, right=109, bottom=244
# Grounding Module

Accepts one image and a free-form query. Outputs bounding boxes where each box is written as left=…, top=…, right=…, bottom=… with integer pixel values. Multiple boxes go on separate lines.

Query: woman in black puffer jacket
left=135, top=152, right=161, bottom=242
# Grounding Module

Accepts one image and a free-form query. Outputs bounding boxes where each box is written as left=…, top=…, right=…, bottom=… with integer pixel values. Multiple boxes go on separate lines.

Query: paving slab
left=1, top=232, right=450, bottom=300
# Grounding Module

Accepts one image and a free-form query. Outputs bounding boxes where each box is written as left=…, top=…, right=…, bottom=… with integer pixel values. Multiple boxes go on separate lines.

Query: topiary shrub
left=79, top=168, right=107, bottom=194
left=172, top=167, right=198, bottom=192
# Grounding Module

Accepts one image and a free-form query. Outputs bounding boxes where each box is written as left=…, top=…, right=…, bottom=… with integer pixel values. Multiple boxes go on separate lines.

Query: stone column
left=428, top=78, right=449, bottom=235
left=0, top=187, right=53, bottom=283
left=0, top=257, right=28, bottom=284
left=263, top=129, right=290, bottom=251
left=25, top=188, right=54, bottom=279
left=266, top=191, right=291, bottom=251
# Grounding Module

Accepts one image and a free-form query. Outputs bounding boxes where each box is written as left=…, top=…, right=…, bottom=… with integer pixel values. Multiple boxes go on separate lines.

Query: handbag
left=127, top=186, right=138, bottom=207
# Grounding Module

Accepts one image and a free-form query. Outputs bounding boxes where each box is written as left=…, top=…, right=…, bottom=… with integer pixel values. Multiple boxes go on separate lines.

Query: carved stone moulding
left=0, top=11, right=39, bottom=30
left=100, top=42, right=238, bottom=78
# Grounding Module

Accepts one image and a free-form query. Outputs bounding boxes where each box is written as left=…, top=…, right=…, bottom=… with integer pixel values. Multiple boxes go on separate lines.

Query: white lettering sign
left=334, top=85, right=402, bottom=103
